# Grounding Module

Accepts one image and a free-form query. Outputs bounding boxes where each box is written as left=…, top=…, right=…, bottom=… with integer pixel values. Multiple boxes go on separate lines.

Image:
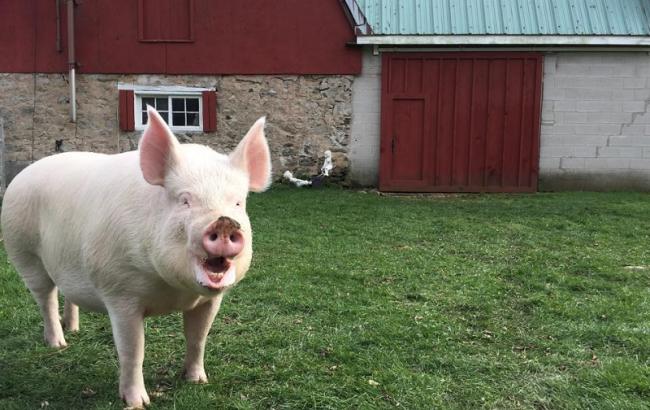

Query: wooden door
left=379, top=52, right=543, bottom=193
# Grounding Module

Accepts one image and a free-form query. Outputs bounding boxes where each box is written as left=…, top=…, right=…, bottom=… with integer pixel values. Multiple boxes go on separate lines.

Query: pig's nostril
left=229, top=234, right=237, bottom=242
left=209, top=233, right=218, bottom=241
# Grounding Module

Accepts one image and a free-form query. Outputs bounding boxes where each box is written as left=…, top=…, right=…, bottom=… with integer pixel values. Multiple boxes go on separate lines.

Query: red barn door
left=379, top=52, right=543, bottom=192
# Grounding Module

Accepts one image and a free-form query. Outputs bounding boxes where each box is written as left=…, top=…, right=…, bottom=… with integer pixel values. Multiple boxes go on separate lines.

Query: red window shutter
left=119, top=90, right=135, bottom=131
left=202, top=91, right=217, bottom=132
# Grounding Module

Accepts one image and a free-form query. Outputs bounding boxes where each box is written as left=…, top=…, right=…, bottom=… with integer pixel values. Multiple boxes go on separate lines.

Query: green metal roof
left=355, top=0, right=650, bottom=36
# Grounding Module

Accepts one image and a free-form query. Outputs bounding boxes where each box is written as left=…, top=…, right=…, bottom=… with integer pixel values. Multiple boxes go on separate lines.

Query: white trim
left=376, top=46, right=650, bottom=53
left=356, top=35, right=650, bottom=47
left=134, top=93, right=203, bottom=132
left=118, top=83, right=214, bottom=92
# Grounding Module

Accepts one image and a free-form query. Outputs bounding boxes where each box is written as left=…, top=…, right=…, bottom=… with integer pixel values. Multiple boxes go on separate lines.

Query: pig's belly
left=57, top=280, right=107, bottom=313
left=54, top=270, right=208, bottom=315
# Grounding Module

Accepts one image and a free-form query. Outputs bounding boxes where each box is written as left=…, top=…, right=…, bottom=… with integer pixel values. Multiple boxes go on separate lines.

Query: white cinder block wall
left=540, top=52, right=650, bottom=190
left=349, top=49, right=382, bottom=186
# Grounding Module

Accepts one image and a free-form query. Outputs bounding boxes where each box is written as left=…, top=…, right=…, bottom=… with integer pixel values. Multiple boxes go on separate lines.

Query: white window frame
left=134, top=91, right=203, bottom=132
left=118, top=84, right=214, bottom=132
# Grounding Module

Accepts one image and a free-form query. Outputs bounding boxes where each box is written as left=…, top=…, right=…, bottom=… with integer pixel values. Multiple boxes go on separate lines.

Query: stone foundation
left=0, top=73, right=353, bottom=184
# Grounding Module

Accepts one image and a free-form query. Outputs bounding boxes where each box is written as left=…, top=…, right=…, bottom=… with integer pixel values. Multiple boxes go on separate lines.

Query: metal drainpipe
left=67, top=0, right=76, bottom=123
left=56, top=0, right=62, bottom=52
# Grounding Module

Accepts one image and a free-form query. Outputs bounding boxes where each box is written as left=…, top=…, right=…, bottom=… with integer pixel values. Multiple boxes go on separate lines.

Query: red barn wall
left=0, top=0, right=361, bottom=75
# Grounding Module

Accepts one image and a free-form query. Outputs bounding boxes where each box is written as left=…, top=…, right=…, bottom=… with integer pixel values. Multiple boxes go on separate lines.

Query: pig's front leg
left=183, top=295, right=224, bottom=383
left=107, top=302, right=150, bottom=408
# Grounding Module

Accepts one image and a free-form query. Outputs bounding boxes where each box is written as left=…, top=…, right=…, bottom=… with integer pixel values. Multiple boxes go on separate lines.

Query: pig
left=0, top=106, right=271, bottom=408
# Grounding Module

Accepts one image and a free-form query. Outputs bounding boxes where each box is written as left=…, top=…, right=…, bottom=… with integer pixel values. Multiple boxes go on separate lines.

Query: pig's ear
left=230, top=117, right=272, bottom=192
left=139, top=106, right=180, bottom=186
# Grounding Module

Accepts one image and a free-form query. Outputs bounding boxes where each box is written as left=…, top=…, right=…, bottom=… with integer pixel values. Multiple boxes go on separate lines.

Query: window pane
left=142, top=112, right=148, bottom=124
left=173, top=112, right=186, bottom=126
left=160, top=112, right=169, bottom=124
left=186, top=98, right=199, bottom=112
left=156, top=98, right=168, bottom=110
left=142, top=97, right=155, bottom=108
left=186, top=112, right=199, bottom=126
left=172, top=98, right=185, bottom=111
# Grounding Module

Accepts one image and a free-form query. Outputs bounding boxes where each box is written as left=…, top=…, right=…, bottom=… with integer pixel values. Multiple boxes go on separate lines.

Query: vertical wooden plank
left=119, top=90, right=135, bottom=131
left=435, top=58, right=457, bottom=187
left=405, top=58, right=423, bottom=93
left=160, top=0, right=171, bottom=40
left=452, top=58, right=473, bottom=188
left=0, top=2, right=36, bottom=71
left=188, top=0, right=195, bottom=41
left=501, top=58, right=524, bottom=188
left=518, top=58, right=536, bottom=188
left=137, top=0, right=145, bottom=41
left=485, top=58, right=506, bottom=187
left=202, top=90, right=216, bottom=132
left=390, top=59, right=406, bottom=93
left=468, top=59, right=489, bottom=187
left=391, top=99, right=425, bottom=181
left=423, top=58, right=440, bottom=187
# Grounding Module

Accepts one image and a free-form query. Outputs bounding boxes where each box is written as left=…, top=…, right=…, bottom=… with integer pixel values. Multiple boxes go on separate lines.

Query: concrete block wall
left=349, top=49, right=382, bottom=186
left=540, top=52, right=650, bottom=190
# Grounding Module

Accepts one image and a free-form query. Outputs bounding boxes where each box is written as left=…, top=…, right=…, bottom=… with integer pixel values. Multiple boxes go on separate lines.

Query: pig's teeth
left=208, top=272, right=224, bottom=281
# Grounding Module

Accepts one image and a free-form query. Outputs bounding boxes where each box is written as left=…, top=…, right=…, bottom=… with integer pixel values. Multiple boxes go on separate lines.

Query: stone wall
left=540, top=52, right=650, bottom=191
left=0, top=73, right=353, bottom=185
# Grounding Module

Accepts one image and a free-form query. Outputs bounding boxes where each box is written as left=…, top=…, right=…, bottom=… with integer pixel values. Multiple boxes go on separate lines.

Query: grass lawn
left=0, top=187, right=649, bottom=409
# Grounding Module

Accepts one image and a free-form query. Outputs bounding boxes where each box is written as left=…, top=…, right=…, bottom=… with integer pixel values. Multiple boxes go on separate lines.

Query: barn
left=346, top=0, right=650, bottom=191
left=1, top=0, right=650, bottom=192
left=0, top=0, right=361, bottom=187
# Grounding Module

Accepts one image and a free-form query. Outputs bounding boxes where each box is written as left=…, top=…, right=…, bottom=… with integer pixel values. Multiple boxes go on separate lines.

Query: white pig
left=1, top=106, right=271, bottom=408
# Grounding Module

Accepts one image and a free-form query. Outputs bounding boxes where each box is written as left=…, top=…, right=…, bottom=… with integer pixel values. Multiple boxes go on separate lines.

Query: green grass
left=1, top=187, right=649, bottom=409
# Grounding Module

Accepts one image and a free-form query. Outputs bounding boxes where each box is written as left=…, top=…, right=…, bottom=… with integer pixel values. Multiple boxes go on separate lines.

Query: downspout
left=67, top=0, right=76, bottom=122
left=56, top=0, right=62, bottom=52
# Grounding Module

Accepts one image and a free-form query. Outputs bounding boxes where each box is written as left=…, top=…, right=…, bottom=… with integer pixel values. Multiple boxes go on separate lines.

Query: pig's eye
left=179, top=193, right=192, bottom=208
left=235, top=201, right=242, bottom=207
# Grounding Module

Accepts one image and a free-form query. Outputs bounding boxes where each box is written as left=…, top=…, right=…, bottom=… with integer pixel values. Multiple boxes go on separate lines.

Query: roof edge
left=339, top=0, right=372, bottom=35
left=357, top=35, right=650, bottom=47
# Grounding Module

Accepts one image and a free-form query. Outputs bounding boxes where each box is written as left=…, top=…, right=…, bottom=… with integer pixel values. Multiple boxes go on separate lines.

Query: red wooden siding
left=0, top=0, right=360, bottom=75
left=138, top=0, right=194, bottom=42
left=119, top=90, right=135, bottom=131
left=202, top=91, right=217, bottom=132
left=379, top=52, right=543, bottom=193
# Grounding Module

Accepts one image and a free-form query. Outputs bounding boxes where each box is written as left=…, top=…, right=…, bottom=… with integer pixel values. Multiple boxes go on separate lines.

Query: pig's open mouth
left=195, top=256, right=237, bottom=290
left=204, top=256, right=230, bottom=274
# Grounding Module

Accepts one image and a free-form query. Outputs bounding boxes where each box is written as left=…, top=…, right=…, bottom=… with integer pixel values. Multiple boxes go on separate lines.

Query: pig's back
left=3, top=151, right=140, bottom=242
left=1, top=151, right=154, bottom=305
left=3, top=152, right=113, bottom=247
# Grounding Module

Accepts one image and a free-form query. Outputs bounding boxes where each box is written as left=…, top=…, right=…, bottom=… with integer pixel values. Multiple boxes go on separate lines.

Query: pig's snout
left=202, top=216, right=244, bottom=258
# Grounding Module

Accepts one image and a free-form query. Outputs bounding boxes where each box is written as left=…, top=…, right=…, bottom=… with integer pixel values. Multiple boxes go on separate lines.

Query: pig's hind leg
left=13, top=255, right=67, bottom=348
left=62, top=299, right=79, bottom=332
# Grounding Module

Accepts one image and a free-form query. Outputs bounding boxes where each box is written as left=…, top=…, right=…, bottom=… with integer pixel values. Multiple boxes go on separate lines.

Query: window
left=118, top=85, right=217, bottom=132
left=137, top=94, right=202, bottom=131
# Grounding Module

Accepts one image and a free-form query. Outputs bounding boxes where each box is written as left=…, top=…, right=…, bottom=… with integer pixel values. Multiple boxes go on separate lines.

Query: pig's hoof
left=120, top=386, right=150, bottom=408
left=62, top=318, right=80, bottom=332
left=184, top=368, right=208, bottom=384
left=45, top=335, right=67, bottom=349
